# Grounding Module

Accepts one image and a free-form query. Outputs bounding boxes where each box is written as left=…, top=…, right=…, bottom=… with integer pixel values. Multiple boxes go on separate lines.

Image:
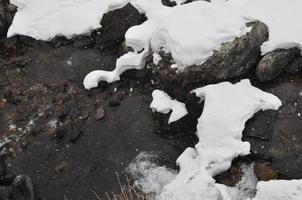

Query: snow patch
left=157, top=79, right=281, bottom=200
left=252, top=179, right=302, bottom=200
left=150, top=90, right=188, bottom=124
left=83, top=49, right=148, bottom=89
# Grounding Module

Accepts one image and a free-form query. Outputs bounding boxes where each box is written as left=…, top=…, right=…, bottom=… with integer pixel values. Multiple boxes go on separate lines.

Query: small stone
left=54, top=161, right=68, bottom=173
left=254, top=163, right=278, bottom=181
left=0, top=99, right=5, bottom=109
left=95, top=106, right=105, bottom=120
left=10, top=175, right=34, bottom=200
left=79, top=111, right=89, bottom=120
left=256, top=48, right=300, bottom=82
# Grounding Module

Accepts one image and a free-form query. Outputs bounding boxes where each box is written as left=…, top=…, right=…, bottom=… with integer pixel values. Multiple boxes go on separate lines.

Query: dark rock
left=10, top=175, right=34, bottom=200
left=52, top=128, right=67, bottom=142
left=254, top=163, right=278, bottom=181
left=68, top=128, right=83, bottom=143
left=0, top=1, right=15, bottom=38
left=285, top=56, right=302, bottom=75
left=256, top=48, right=300, bottom=82
left=244, top=75, right=302, bottom=179
left=94, top=3, right=146, bottom=49
left=72, top=36, right=95, bottom=49
left=182, top=21, right=269, bottom=83
left=0, top=155, right=7, bottom=179
left=0, top=186, right=11, bottom=200
left=49, top=36, right=73, bottom=49
left=161, top=0, right=177, bottom=6
left=1, top=173, right=16, bottom=186
left=95, top=106, right=106, bottom=120
left=109, top=99, right=121, bottom=107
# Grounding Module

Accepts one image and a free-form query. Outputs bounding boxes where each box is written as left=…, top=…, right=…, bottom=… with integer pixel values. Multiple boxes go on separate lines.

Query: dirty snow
left=8, top=0, right=128, bottom=40
left=150, top=90, right=188, bottom=124
left=157, top=79, right=281, bottom=200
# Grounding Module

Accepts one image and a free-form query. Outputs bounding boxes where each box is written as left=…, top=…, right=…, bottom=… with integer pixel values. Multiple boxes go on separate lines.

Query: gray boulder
left=256, top=48, right=300, bottom=82
left=182, top=21, right=269, bottom=83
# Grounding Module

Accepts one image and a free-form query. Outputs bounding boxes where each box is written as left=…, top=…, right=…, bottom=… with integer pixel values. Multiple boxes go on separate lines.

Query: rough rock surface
left=181, top=21, right=269, bottom=83
left=285, top=56, right=302, bottom=75
left=256, top=48, right=300, bottom=82
left=0, top=0, right=15, bottom=38
left=244, top=74, right=302, bottom=179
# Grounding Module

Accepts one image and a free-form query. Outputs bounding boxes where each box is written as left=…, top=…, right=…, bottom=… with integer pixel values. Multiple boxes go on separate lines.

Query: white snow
left=84, top=0, right=302, bottom=87
left=8, top=0, right=128, bottom=40
left=153, top=52, right=162, bottom=66
left=157, top=79, right=281, bottom=200
left=252, top=180, right=302, bottom=200
left=150, top=90, right=188, bottom=124
left=83, top=49, right=148, bottom=89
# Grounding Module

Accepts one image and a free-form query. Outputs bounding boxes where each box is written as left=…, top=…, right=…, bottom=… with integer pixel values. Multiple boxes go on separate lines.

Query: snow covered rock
left=256, top=48, right=300, bottom=82
left=252, top=180, right=302, bottom=200
left=157, top=79, right=282, bottom=200
left=182, top=21, right=268, bottom=83
left=150, top=90, right=188, bottom=124
left=7, top=0, right=129, bottom=41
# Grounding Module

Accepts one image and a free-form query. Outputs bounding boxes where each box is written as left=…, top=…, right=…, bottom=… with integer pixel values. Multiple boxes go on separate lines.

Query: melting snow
left=150, top=90, right=188, bottom=124
left=157, top=79, right=281, bottom=200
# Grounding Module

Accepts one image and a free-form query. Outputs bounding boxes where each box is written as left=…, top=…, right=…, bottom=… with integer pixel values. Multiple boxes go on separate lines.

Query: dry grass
left=90, top=173, right=155, bottom=200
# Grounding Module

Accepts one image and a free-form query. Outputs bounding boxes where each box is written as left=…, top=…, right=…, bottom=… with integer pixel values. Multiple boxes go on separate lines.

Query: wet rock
left=10, top=175, right=34, bottom=200
left=285, top=56, right=302, bottom=75
left=256, top=48, right=300, bottom=82
left=95, top=106, right=105, bottom=120
left=0, top=186, right=11, bottom=200
left=182, top=21, right=269, bottom=83
left=254, top=163, right=278, bottom=181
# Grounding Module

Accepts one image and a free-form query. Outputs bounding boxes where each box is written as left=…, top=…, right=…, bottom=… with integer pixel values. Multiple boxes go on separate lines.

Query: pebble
left=95, top=106, right=105, bottom=120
